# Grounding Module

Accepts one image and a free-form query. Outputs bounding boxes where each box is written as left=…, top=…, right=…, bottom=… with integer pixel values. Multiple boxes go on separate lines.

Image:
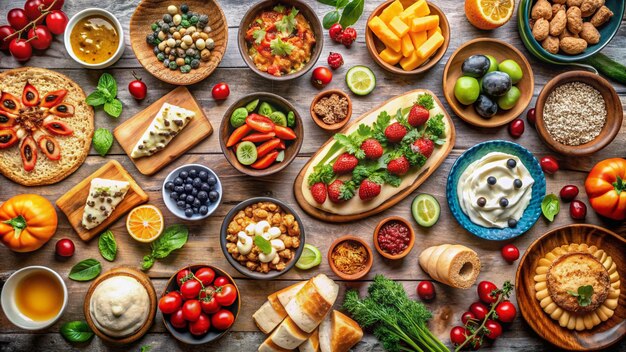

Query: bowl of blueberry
left=162, top=164, right=222, bottom=220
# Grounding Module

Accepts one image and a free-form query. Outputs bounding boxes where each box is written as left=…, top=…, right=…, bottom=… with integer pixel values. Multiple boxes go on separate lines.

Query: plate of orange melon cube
left=366, top=0, right=450, bottom=74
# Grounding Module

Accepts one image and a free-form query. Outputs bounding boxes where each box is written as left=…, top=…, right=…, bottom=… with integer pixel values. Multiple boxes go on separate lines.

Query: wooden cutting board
left=114, top=86, right=213, bottom=175
left=56, top=160, right=149, bottom=241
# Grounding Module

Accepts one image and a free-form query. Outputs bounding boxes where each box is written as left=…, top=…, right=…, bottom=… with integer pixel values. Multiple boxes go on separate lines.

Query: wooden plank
left=114, top=86, right=213, bottom=175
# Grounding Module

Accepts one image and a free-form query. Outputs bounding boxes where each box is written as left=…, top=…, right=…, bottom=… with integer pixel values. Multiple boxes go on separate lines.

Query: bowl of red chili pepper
left=373, top=216, right=415, bottom=260
left=238, top=0, right=323, bottom=81
left=219, top=92, right=303, bottom=177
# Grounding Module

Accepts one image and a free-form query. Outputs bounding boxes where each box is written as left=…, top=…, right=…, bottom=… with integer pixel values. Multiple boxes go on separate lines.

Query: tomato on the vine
left=9, top=39, right=32, bottom=61
left=27, top=26, right=53, bottom=50
left=200, top=293, right=221, bottom=314
left=189, top=313, right=210, bottom=335
left=484, top=319, right=502, bottom=340
left=477, top=281, right=499, bottom=304
left=180, top=279, right=202, bottom=300
left=8, top=9, right=30, bottom=31
left=495, top=300, right=517, bottom=323
left=24, top=0, right=46, bottom=24
left=195, top=267, right=215, bottom=286
left=215, top=284, right=237, bottom=307
left=182, top=300, right=202, bottom=322
left=159, top=292, right=183, bottom=314
left=461, top=311, right=476, bottom=325
left=42, top=0, right=64, bottom=11
left=211, top=309, right=235, bottom=331
left=128, top=72, right=147, bottom=100
left=449, top=326, right=468, bottom=345
left=176, top=269, right=191, bottom=286
left=45, top=10, right=68, bottom=35
left=211, top=82, right=230, bottom=100
left=213, top=276, right=230, bottom=287
left=169, top=308, right=187, bottom=329
left=469, top=301, right=489, bottom=321
left=0, top=26, right=16, bottom=51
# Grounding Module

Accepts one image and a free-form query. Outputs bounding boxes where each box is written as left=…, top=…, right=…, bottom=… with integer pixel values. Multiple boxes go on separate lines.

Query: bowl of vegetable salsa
left=238, top=0, right=323, bottom=80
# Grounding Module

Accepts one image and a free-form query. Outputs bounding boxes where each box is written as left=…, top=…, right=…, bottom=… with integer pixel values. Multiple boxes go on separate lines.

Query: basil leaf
left=541, top=194, right=560, bottom=222
left=317, top=0, right=338, bottom=5
left=323, top=11, right=340, bottom=29
left=140, top=345, right=152, bottom=352
left=60, top=321, right=94, bottom=343
left=103, top=99, right=123, bottom=118
left=142, top=225, right=189, bottom=270
left=254, top=235, right=272, bottom=254
left=85, top=90, right=106, bottom=107
left=69, top=258, right=102, bottom=281
left=98, top=73, right=117, bottom=97
left=93, top=128, right=113, bottom=157
left=336, top=0, right=350, bottom=8
left=98, top=230, right=117, bottom=261
left=141, top=255, right=155, bottom=271
left=339, top=0, right=364, bottom=28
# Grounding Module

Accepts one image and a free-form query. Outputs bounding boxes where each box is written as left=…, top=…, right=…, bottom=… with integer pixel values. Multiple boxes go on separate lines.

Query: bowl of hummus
left=447, top=140, right=546, bottom=240
left=84, top=267, right=157, bottom=344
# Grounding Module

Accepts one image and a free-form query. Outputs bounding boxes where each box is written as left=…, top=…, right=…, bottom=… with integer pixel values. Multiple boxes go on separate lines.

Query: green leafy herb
left=568, top=285, right=594, bottom=307
left=270, top=38, right=295, bottom=56
left=60, top=321, right=94, bottom=343
left=140, top=345, right=152, bottom=352
left=371, top=111, right=392, bottom=145
left=93, top=128, right=113, bottom=157
left=273, top=4, right=285, bottom=13
left=425, top=113, right=446, bottom=139
left=323, top=11, right=340, bottom=29
left=275, top=8, right=299, bottom=34
left=339, top=180, right=356, bottom=200
left=141, top=225, right=188, bottom=270
left=86, top=73, right=123, bottom=118
left=308, top=163, right=335, bottom=186
left=69, top=259, right=101, bottom=282
left=253, top=235, right=272, bottom=254
left=98, top=230, right=117, bottom=262
left=541, top=194, right=560, bottom=222
left=334, top=133, right=366, bottom=159
left=395, top=108, right=410, bottom=129
left=343, top=275, right=448, bottom=352
left=317, top=0, right=364, bottom=29
left=416, top=93, right=435, bottom=110
left=252, top=29, right=266, bottom=44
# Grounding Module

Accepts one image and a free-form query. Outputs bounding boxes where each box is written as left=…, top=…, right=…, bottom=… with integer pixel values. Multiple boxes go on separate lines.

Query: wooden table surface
left=1, top=1, right=625, bottom=351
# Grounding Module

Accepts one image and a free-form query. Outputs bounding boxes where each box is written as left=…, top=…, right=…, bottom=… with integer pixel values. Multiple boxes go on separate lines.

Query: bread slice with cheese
left=258, top=338, right=292, bottom=352
left=285, top=274, right=338, bottom=333
left=254, top=282, right=307, bottom=334
left=319, top=310, right=363, bottom=352
left=269, top=317, right=311, bottom=349
left=298, top=329, right=319, bottom=352
left=81, top=178, right=129, bottom=230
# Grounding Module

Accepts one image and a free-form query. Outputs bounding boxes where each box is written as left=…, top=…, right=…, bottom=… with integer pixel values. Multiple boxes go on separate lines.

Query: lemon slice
left=346, top=66, right=376, bottom=96
left=295, top=244, right=322, bottom=270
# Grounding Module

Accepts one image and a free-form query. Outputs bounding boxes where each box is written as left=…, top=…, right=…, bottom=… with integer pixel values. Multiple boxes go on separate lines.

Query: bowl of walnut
left=220, top=197, right=305, bottom=279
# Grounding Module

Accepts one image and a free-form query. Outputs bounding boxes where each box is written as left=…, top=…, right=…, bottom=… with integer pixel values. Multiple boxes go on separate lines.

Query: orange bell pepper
left=0, top=194, right=58, bottom=252
left=256, top=138, right=282, bottom=158
left=251, top=151, right=280, bottom=169
left=585, top=158, right=626, bottom=220
left=226, top=124, right=253, bottom=147
left=242, top=131, right=275, bottom=143
left=274, top=125, right=297, bottom=140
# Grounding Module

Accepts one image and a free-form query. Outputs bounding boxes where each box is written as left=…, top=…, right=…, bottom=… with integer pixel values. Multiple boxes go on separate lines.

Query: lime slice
left=295, top=244, right=322, bottom=270
left=412, top=194, right=440, bottom=227
left=346, top=66, right=376, bottom=96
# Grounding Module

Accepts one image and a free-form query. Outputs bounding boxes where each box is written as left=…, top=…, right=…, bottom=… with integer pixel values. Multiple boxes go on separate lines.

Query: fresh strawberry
left=387, top=156, right=410, bottom=175
left=384, top=122, right=407, bottom=143
left=310, top=182, right=327, bottom=204
left=328, top=180, right=344, bottom=203
left=359, top=179, right=381, bottom=201
left=360, top=138, right=383, bottom=160
left=333, top=153, right=358, bottom=174
left=412, top=138, right=434, bottom=158
left=408, top=104, right=430, bottom=127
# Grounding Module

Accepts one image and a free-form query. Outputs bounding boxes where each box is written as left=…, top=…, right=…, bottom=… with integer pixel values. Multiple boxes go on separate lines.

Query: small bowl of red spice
left=328, top=235, right=373, bottom=280
left=373, top=216, right=415, bottom=260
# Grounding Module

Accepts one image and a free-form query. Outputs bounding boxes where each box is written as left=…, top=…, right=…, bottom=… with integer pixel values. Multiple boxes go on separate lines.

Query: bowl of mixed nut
left=220, top=197, right=305, bottom=279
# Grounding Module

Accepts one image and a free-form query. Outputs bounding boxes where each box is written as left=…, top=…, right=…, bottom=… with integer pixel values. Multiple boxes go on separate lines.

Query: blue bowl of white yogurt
left=447, top=140, right=546, bottom=240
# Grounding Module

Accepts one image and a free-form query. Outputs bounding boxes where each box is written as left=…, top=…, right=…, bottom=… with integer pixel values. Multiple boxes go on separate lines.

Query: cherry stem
left=132, top=71, right=142, bottom=81
left=3, top=0, right=58, bottom=42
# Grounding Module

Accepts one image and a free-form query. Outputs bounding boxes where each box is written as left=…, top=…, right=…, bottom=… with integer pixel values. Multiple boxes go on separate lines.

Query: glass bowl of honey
left=64, top=8, right=124, bottom=69
left=1, top=266, right=68, bottom=330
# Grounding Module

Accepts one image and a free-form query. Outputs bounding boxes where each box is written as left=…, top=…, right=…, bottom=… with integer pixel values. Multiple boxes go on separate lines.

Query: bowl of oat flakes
left=310, top=89, right=352, bottom=131
left=535, top=70, right=622, bottom=156
left=220, top=197, right=305, bottom=279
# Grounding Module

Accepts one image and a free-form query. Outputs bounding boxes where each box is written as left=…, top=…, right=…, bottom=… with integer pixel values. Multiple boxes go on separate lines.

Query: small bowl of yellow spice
left=64, top=8, right=125, bottom=69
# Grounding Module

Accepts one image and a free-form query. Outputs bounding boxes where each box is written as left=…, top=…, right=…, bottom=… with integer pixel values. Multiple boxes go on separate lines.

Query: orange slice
left=465, top=0, right=515, bottom=30
left=126, top=205, right=164, bottom=243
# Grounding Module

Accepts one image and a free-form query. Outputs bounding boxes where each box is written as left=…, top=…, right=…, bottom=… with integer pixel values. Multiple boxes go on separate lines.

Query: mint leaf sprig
left=86, top=73, right=123, bottom=118
left=568, top=285, right=594, bottom=307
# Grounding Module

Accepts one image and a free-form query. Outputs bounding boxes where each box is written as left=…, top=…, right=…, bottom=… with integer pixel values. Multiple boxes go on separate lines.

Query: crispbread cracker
left=0, top=67, right=94, bottom=186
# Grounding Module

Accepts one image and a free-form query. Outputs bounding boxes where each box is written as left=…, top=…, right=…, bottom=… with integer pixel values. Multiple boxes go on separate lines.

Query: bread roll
left=419, top=244, right=481, bottom=289
left=253, top=282, right=307, bottom=334
left=270, top=317, right=311, bottom=349
left=319, top=310, right=363, bottom=352
left=298, top=329, right=319, bottom=352
left=285, top=274, right=338, bottom=333
left=258, top=338, right=292, bottom=352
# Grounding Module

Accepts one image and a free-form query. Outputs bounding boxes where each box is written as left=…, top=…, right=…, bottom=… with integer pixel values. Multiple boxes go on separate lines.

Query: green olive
left=498, top=59, right=523, bottom=84
left=497, top=86, right=521, bottom=110
left=454, top=76, right=480, bottom=105
left=486, top=55, right=498, bottom=73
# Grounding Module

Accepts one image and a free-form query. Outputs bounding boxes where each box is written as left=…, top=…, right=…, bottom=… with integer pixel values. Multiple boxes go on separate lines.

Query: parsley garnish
left=275, top=8, right=299, bottom=34
left=568, top=285, right=594, bottom=307
left=273, top=4, right=285, bottom=13
left=334, top=134, right=366, bottom=159
left=308, top=163, right=334, bottom=186
left=425, top=113, right=445, bottom=139
left=416, top=93, right=435, bottom=110
left=252, top=29, right=266, bottom=44
left=270, top=37, right=295, bottom=56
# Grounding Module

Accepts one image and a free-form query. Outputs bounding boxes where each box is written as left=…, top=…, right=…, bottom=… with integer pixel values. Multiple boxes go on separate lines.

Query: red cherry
left=128, top=72, right=147, bottom=100
left=501, top=244, right=520, bottom=263
left=9, top=39, right=33, bottom=61
left=28, top=26, right=53, bottom=50
left=24, top=0, right=45, bottom=24
left=328, top=23, right=343, bottom=42
left=45, top=10, right=68, bottom=35
left=416, top=281, right=436, bottom=300
left=526, top=108, right=536, bottom=125
left=508, top=118, right=524, bottom=138
left=477, top=280, right=499, bottom=304
left=570, top=200, right=587, bottom=220
left=540, top=156, right=559, bottom=174
left=7, top=8, right=30, bottom=31
left=55, top=238, right=75, bottom=257
left=559, top=185, right=579, bottom=202
left=450, top=326, right=468, bottom=346
left=0, top=26, right=16, bottom=51
left=42, top=0, right=64, bottom=11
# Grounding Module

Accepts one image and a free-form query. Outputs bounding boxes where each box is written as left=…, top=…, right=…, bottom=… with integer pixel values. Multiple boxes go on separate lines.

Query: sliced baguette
left=319, top=310, right=363, bottom=352
left=419, top=244, right=481, bottom=289
left=270, top=317, right=311, bottom=349
left=258, top=337, right=292, bottom=352
left=254, top=282, right=308, bottom=334
left=276, top=281, right=306, bottom=307
left=298, top=329, right=319, bottom=352
left=285, top=274, right=339, bottom=333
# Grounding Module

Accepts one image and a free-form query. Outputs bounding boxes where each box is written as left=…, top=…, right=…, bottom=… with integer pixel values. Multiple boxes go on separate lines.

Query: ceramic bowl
left=64, top=8, right=125, bottom=69
left=237, top=0, right=323, bottom=81
left=161, top=264, right=240, bottom=345
left=515, top=224, right=626, bottom=350
left=446, top=140, right=546, bottom=240
left=373, top=216, right=415, bottom=260
left=1, top=266, right=68, bottom=330
left=518, top=0, right=625, bottom=64
left=219, top=92, right=303, bottom=177
left=327, top=235, right=373, bottom=280
left=365, top=0, right=450, bottom=75
left=442, top=38, right=535, bottom=128
left=84, top=267, right=157, bottom=345
left=162, top=164, right=222, bottom=221
left=309, top=89, right=352, bottom=132
left=534, top=71, right=623, bottom=156
left=219, top=197, right=306, bottom=280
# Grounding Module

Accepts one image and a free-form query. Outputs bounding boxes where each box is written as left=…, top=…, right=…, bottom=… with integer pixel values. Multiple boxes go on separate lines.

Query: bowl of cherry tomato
left=159, top=264, right=240, bottom=345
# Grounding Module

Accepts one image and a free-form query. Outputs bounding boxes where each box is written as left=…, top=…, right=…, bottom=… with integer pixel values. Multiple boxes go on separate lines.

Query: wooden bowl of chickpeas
left=220, top=197, right=306, bottom=280
left=129, top=0, right=228, bottom=85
